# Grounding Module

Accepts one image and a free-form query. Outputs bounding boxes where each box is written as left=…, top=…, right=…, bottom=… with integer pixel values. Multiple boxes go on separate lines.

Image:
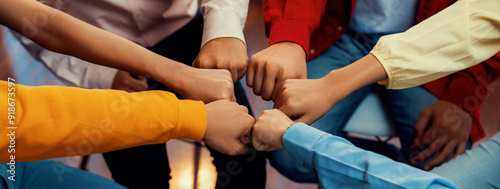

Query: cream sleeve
left=370, top=0, right=500, bottom=89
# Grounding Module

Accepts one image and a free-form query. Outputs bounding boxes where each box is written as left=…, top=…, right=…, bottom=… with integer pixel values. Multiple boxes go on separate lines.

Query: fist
left=204, top=100, right=254, bottom=156
left=252, top=109, right=294, bottom=151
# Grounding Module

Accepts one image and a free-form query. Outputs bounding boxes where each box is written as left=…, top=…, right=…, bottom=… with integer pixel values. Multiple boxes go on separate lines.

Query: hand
left=112, top=70, right=148, bottom=92
left=193, top=37, right=248, bottom=82
left=173, top=67, right=236, bottom=103
left=252, top=109, right=294, bottom=151
left=204, top=100, right=255, bottom=156
left=410, top=100, right=472, bottom=171
left=274, top=77, right=338, bottom=125
left=246, top=42, right=307, bottom=101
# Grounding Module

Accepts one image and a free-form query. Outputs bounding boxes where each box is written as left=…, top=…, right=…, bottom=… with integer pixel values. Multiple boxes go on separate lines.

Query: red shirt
left=263, top=0, right=500, bottom=142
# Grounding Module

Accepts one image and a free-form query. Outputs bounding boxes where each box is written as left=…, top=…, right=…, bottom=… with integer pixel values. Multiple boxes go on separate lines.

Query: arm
left=193, top=0, right=250, bottom=82
left=275, top=0, right=500, bottom=124
left=12, top=33, right=119, bottom=89
left=0, top=0, right=234, bottom=103
left=0, top=27, right=13, bottom=80
left=0, top=81, right=205, bottom=163
left=246, top=0, right=327, bottom=101
left=252, top=109, right=458, bottom=188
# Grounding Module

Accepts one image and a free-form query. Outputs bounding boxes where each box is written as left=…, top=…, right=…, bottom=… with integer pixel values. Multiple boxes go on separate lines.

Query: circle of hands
left=114, top=38, right=471, bottom=171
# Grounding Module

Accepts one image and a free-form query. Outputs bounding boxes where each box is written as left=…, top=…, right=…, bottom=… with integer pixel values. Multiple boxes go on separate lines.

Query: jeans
left=102, top=12, right=267, bottom=189
left=431, top=132, right=500, bottom=188
left=0, top=160, right=125, bottom=189
left=268, top=31, right=440, bottom=182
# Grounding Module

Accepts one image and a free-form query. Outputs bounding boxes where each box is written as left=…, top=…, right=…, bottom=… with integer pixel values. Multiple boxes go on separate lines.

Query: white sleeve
left=12, top=31, right=118, bottom=89
left=200, top=0, right=249, bottom=47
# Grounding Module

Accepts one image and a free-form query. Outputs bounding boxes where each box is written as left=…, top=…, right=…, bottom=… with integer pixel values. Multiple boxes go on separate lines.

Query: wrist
left=147, top=58, right=188, bottom=89
left=281, top=122, right=295, bottom=150
left=271, top=42, right=307, bottom=61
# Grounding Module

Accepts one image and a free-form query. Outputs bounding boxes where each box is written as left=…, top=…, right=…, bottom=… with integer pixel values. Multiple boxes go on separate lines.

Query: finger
left=130, top=78, right=149, bottom=91
left=414, top=110, right=433, bottom=140
left=229, top=91, right=236, bottom=102
left=233, top=141, right=249, bottom=155
left=231, top=67, right=239, bottom=82
left=261, top=68, right=277, bottom=101
left=252, top=137, right=267, bottom=151
left=252, top=62, right=265, bottom=96
left=411, top=135, right=446, bottom=165
left=246, top=58, right=255, bottom=87
left=424, top=142, right=456, bottom=171
left=237, top=63, right=248, bottom=81
left=451, top=142, right=467, bottom=160
left=273, top=86, right=287, bottom=109
left=136, top=74, right=147, bottom=81
left=271, top=78, right=284, bottom=102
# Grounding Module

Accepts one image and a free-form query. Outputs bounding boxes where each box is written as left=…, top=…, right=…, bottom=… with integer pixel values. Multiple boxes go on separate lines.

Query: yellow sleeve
left=0, top=81, right=206, bottom=163
left=370, top=0, right=500, bottom=89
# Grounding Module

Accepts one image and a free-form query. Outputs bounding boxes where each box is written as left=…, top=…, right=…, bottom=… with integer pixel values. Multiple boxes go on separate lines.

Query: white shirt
left=15, top=0, right=249, bottom=89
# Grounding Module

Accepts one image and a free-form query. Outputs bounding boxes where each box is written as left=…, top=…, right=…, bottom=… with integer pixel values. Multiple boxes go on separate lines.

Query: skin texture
left=205, top=100, right=255, bottom=155
left=410, top=100, right=472, bottom=171
left=246, top=42, right=307, bottom=101
left=112, top=70, right=148, bottom=92
left=252, top=109, right=294, bottom=151
left=0, top=27, right=14, bottom=80
left=274, top=54, right=387, bottom=125
left=193, top=37, right=248, bottom=82
left=0, top=0, right=250, bottom=156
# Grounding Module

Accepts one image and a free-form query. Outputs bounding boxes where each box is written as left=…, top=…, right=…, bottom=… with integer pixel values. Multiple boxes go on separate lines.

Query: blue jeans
left=431, top=132, right=500, bottom=188
left=0, top=160, right=125, bottom=189
left=268, top=31, right=439, bottom=182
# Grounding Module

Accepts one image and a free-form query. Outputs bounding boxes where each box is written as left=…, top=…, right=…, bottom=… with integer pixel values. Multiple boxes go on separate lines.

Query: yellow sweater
left=0, top=81, right=206, bottom=163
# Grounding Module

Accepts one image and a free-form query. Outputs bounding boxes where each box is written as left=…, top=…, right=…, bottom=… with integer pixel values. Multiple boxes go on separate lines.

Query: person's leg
left=268, top=31, right=377, bottom=183
left=431, top=132, right=500, bottom=188
left=0, top=160, right=125, bottom=189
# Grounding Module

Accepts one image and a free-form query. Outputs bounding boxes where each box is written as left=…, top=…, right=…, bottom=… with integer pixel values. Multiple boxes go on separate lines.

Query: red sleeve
left=425, top=52, right=500, bottom=142
left=263, top=0, right=327, bottom=58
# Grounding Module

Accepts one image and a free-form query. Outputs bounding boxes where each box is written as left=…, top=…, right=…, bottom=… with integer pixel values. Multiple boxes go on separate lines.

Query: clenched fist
left=204, top=100, right=255, bottom=156
left=246, top=42, right=307, bottom=101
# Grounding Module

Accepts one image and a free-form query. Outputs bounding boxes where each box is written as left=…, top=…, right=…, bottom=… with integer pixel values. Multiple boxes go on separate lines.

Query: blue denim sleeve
left=282, top=122, right=458, bottom=189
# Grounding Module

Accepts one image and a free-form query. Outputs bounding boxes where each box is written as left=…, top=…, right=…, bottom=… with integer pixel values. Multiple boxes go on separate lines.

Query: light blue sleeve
left=282, top=122, right=458, bottom=189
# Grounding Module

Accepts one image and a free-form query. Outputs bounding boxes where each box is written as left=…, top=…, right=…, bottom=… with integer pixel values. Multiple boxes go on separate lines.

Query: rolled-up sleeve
left=371, top=0, right=500, bottom=89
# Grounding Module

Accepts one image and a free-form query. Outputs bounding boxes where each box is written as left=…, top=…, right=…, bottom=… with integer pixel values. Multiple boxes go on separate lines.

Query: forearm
left=0, top=81, right=206, bottom=163
left=323, top=54, right=387, bottom=103
left=283, top=123, right=458, bottom=188
left=0, top=0, right=187, bottom=88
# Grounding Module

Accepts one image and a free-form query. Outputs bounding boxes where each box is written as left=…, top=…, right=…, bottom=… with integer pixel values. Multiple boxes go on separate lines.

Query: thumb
left=232, top=139, right=249, bottom=155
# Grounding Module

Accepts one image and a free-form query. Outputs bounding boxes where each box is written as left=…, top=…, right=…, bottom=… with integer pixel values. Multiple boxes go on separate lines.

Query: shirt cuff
left=370, top=50, right=394, bottom=89
left=269, top=19, right=311, bottom=58
left=201, top=8, right=247, bottom=48
left=170, top=100, right=207, bottom=142
left=283, top=122, right=327, bottom=171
